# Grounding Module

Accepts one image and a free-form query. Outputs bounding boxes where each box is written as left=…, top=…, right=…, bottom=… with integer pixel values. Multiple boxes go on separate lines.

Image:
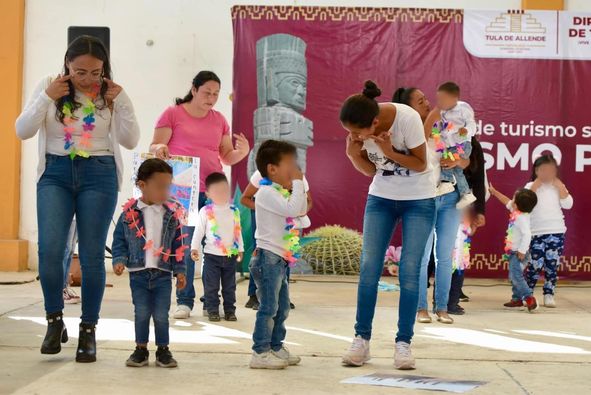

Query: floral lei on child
left=432, top=120, right=466, bottom=161
left=453, top=219, right=473, bottom=272
left=62, top=83, right=100, bottom=160
left=121, top=198, right=189, bottom=262
left=204, top=203, right=241, bottom=257
left=503, top=210, right=523, bottom=261
left=259, top=178, right=301, bottom=266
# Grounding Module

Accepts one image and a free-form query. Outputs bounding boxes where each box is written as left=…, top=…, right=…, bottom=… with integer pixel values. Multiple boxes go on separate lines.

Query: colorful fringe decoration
left=260, top=178, right=301, bottom=266
left=432, top=120, right=466, bottom=161
left=123, top=198, right=188, bottom=262
left=62, top=84, right=100, bottom=160
left=503, top=210, right=523, bottom=261
left=204, top=203, right=241, bottom=257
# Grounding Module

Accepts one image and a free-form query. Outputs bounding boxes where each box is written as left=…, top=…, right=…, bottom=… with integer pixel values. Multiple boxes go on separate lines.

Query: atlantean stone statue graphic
left=248, top=33, right=314, bottom=177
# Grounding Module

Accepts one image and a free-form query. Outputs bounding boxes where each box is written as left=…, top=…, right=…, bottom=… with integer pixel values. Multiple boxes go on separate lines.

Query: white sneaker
left=456, top=192, right=477, bottom=209
left=394, top=341, right=416, bottom=370
left=544, top=294, right=556, bottom=308
left=249, top=351, right=289, bottom=369
left=272, top=346, right=301, bottom=366
left=63, top=287, right=81, bottom=304
left=342, top=336, right=370, bottom=367
left=173, top=305, right=191, bottom=319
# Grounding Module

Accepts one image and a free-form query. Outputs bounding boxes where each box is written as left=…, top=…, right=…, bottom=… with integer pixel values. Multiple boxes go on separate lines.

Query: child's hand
left=291, top=167, right=304, bottom=181
left=237, top=252, right=244, bottom=263
left=176, top=273, right=187, bottom=290
left=458, top=127, right=468, bottom=137
left=517, top=252, right=526, bottom=261
left=191, top=249, right=200, bottom=262
left=113, top=263, right=125, bottom=276
left=553, top=178, right=565, bottom=189
left=488, top=183, right=497, bottom=195
left=387, top=264, right=398, bottom=277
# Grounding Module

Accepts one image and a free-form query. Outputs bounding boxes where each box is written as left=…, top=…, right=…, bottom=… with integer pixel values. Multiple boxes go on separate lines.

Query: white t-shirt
left=255, top=180, right=311, bottom=258
left=363, top=103, right=436, bottom=201
left=191, top=204, right=245, bottom=256
left=129, top=200, right=167, bottom=272
left=440, top=101, right=477, bottom=146
left=506, top=201, right=532, bottom=254
left=525, top=181, right=573, bottom=235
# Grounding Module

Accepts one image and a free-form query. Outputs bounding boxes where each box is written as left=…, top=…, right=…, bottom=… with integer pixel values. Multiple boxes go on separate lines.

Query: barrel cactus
left=301, top=225, right=363, bottom=275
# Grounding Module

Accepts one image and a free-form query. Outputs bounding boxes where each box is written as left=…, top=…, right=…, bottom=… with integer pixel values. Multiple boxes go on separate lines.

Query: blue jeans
left=508, top=253, right=532, bottom=301
left=203, top=254, right=237, bottom=313
left=250, top=249, right=290, bottom=353
left=355, top=195, right=435, bottom=344
left=37, top=155, right=117, bottom=324
left=176, top=192, right=207, bottom=310
left=62, top=219, right=78, bottom=288
left=129, top=269, right=172, bottom=346
left=418, top=190, right=461, bottom=312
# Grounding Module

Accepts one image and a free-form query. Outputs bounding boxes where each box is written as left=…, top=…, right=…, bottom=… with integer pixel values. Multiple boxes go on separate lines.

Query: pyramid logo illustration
left=486, top=10, right=546, bottom=34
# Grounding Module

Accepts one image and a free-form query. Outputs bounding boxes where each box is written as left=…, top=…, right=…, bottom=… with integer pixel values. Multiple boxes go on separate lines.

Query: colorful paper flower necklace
left=62, top=83, right=100, bottom=160
left=259, top=178, right=301, bottom=266
left=204, top=203, right=241, bottom=257
left=454, top=220, right=472, bottom=272
left=503, top=210, right=523, bottom=261
left=432, top=120, right=465, bottom=161
left=122, top=198, right=189, bottom=262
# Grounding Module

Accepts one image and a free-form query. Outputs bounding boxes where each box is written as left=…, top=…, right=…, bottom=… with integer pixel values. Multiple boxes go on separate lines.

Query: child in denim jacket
left=112, top=158, right=188, bottom=368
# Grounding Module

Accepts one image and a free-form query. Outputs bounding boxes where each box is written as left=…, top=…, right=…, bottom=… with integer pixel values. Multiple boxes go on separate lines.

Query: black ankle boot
left=76, top=323, right=96, bottom=363
left=41, top=312, right=68, bottom=354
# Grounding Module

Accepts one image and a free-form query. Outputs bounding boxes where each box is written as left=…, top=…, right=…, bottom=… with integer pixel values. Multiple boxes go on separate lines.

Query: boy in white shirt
left=191, top=173, right=244, bottom=322
left=249, top=140, right=310, bottom=370
left=489, top=185, right=539, bottom=312
left=435, top=81, right=478, bottom=209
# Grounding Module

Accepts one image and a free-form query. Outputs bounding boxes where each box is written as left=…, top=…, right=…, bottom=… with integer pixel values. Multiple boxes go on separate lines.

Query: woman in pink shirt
left=150, top=71, right=249, bottom=318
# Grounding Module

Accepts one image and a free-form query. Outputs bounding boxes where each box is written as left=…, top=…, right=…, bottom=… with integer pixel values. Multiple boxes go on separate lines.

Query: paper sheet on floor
left=341, top=373, right=486, bottom=393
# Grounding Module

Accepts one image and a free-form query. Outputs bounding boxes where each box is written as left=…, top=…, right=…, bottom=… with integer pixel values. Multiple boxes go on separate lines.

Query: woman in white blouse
left=15, top=36, right=140, bottom=363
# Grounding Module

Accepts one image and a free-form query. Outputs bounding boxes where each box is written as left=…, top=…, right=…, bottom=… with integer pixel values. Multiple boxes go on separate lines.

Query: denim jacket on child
left=111, top=198, right=187, bottom=275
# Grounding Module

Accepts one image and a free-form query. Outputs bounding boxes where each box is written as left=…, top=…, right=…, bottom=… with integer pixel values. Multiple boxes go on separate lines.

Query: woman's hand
left=237, top=252, right=244, bottom=263
left=369, top=132, right=394, bottom=156
left=103, top=78, right=122, bottom=105
left=440, top=158, right=459, bottom=170
left=473, top=214, right=486, bottom=228
left=488, top=183, right=497, bottom=196
left=346, top=134, right=364, bottom=158
left=45, top=75, right=71, bottom=100
left=234, top=133, right=250, bottom=156
left=153, top=144, right=170, bottom=160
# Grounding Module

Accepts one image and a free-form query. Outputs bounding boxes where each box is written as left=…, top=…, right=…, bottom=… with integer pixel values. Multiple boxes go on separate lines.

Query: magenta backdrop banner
left=231, top=6, right=591, bottom=279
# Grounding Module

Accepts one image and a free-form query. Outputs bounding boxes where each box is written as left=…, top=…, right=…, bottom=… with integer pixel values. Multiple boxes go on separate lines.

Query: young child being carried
left=249, top=139, right=311, bottom=370
left=190, top=172, right=244, bottom=322
left=434, top=81, right=478, bottom=209
left=489, top=184, right=539, bottom=312
left=112, top=158, right=188, bottom=368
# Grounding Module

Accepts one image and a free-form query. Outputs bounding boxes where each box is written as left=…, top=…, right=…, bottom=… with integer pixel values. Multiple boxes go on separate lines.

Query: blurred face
left=408, top=89, right=431, bottom=121
left=67, top=54, right=103, bottom=92
left=191, top=81, right=220, bottom=112
left=138, top=172, right=173, bottom=205
left=342, top=118, right=379, bottom=142
left=267, top=153, right=298, bottom=189
left=535, top=163, right=558, bottom=183
left=436, top=90, right=458, bottom=111
left=206, top=181, right=231, bottom=205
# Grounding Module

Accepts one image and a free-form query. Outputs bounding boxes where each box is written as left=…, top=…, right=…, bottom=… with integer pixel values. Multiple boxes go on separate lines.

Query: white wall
left=20, top=0, right=590, bottom=268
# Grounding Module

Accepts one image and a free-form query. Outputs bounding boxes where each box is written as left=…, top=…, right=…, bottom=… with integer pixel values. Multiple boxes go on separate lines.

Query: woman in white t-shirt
left=524, top=154, right=573, bottom=308
left=339, top=81, right=436, bottom=370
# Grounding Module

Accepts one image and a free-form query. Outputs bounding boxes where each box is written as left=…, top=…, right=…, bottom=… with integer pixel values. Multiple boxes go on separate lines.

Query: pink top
left=155, top=104, right=230, bottom=190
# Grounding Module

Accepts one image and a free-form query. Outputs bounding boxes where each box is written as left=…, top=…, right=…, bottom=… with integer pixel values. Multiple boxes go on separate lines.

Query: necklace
left=503, top=210, right=522, bottom=261
left=205, top=203, right=241, bottom=257
left=62, top=84, right=100, bottom=160
left=259, top=178, right=301, bottom=266
left=122, top=198, right=189, bottom=262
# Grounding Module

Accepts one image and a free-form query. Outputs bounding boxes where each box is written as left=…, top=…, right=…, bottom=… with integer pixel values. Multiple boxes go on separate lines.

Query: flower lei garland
left=122, top=198, right=189, bottom=262
left=205, top=203, right=241, bottom=257
left=259, top=178, right=301, bottom=266
left=62, top=83, right=100, bottom=160
left=503, top=210, right=523, bottom=261
left=432, top=120, right=466, bottom=161
left=453, top=220, right=472, bottom=272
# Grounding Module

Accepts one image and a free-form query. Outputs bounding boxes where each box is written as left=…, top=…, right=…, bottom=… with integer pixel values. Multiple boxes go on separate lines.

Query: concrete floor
left=0, top=272, right=590, bottom=395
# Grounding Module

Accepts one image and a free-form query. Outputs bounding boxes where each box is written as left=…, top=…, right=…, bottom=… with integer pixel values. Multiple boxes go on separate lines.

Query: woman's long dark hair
left=392, top=87, right=417, bottom=106
left=339, top=80, right=381, bottom=128
left=531, top=154, right=559, bottom=181
left=175, top=71, right=221, bottom=105
left=55, top=35, right=111, bottom=124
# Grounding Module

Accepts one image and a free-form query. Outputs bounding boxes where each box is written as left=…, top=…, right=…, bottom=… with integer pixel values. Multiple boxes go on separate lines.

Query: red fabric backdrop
left=231, top=6, right=591, bottom=279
